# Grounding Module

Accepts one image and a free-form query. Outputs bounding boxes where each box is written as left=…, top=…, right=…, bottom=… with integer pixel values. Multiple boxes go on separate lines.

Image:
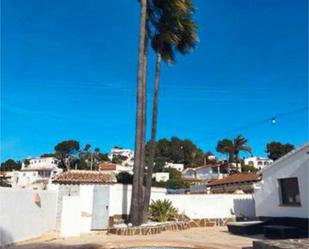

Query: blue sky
left=1, top=0, right=308, bottom=161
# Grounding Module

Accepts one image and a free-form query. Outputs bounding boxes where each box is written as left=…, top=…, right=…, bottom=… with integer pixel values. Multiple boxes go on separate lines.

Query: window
left=248, top=161, right=254, bottom=166
left=257, top=161, right=263, bottom=165
left=279, top=177, right=301, bottom=206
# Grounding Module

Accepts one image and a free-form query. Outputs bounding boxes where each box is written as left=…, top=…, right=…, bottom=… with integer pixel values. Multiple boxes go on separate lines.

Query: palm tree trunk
left=235, top=152, right=239, bottom=172
left=130, top=0, right=147, bottom=227
left=143, top=53, right=161, bottom=221
left=138, top=34, right=148, bottom=224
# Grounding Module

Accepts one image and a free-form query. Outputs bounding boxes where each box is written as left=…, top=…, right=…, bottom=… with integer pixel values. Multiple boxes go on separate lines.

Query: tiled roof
left=99, top=162, right=117, bottom=171
left=52, top=170, right=116, bottom=184
left=207, top=173, right=260, bottom=186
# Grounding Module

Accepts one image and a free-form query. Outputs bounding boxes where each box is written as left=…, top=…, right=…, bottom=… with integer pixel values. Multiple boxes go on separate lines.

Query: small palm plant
left=149, top=199, right=178, bottom=222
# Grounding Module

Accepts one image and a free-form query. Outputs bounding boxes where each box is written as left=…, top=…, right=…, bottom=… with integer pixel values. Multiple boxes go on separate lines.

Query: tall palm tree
left=216, top=135, right=252, bottom=173
left=130, top=0, right=148, bottom=226
left=143, top=0, right=198, bottom=220
left=233, top=135, right=252, bottom=171
left=216, top=139, right=234, bottom=165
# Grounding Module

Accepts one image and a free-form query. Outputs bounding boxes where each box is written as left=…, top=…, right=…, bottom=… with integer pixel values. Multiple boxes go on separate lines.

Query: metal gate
left=91, top=185, right=109, bottom=230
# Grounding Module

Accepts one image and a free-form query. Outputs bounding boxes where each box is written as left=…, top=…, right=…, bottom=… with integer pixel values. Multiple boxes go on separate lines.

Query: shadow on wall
left=233, top=198, right=256, bottom=219
left=122, top=184, right=129, bottom=215
left=0, top=227, right=13, bottom=247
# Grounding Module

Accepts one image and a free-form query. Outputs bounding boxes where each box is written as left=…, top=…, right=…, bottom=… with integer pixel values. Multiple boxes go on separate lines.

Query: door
left=91, top=185, right=109, bottom=230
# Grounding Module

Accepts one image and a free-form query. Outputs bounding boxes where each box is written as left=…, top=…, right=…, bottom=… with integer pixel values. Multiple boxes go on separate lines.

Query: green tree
left=216, top=139, right=234, bottom=163
left=146, top=137, right=204, bottom=170
left=241, top=164, right=258, bottom=173
left=166, top=178, right=189, bottom=189
left=0, top=159, right=21, bottom=171
left=233, top=135, right=252, bottom=170
left=164, top=167, right=182, bottom=179
left=54, top=140, right=80, bottom=170
left=23, top=159, right=30, bottom=167
left=111, top=155, right=123, bottom=164
left=116, top=172, right=133, bottom=184
left=216, top=135, right=251, bottom=172
left=266, top=142, right=294, bottom=160
left=40, top=153, right=56, bottom=158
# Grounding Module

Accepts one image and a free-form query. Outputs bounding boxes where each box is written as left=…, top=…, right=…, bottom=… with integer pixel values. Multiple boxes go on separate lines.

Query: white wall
left=108, top=184, right=166, bottom=216
left=80, top=185, right=94, bottom=214
left=167, top=194, right=255, bottom=218
left=108, top=184, right=255, bottom=218
left=60, top=196, right=92, bottom=237
left=254, top=144, right=309, bottom=218
left=0, top=187, right=57, bottom=246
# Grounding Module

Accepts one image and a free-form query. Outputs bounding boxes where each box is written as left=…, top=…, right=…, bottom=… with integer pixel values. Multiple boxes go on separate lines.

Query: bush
left=149, top=199, right=178, bottom=222
left=166, top=178, right=189, bottom=189
left=152, top=181, right=167, bottom=188
left=241, top=165, right=258, bottom=173
left=116, top=172, right=133, bottom=184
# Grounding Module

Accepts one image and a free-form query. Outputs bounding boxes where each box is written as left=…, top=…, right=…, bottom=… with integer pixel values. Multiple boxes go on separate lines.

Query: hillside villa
left=11, top=157, right=63, bottom=189
left=244, top=156, right=273, bottom=170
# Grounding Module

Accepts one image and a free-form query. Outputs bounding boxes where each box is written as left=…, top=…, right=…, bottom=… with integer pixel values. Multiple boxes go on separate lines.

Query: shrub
left=149, top=199, right=178, bottom=222
left=116, top=172, right=133, bottom=184
left=166, top=178, right=190, bottom=189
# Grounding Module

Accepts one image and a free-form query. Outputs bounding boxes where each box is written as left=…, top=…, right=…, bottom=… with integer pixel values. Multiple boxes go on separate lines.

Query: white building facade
left=164, top=162, right=184, bottom=172
left=182, top=164, right=227, bottom=180
left=12, top=157, right=63, bottom=189
left=254, top=144, right=308, bottom=219
left=244, top=156, right=273, bottom=170
left=108, top=147, right=134, bottom=166
left=152, top=172, right=170, bottom=182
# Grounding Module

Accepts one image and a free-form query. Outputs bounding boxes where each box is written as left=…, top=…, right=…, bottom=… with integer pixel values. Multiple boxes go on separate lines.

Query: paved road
left=9, top=227, right=264, bottom=249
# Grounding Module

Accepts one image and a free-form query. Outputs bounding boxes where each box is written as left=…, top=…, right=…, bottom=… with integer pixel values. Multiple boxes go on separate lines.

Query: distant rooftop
left=52, top=170, right=116, bottom=184
left=207, top=173, right=260, bottom=186
left=99, top=162, right=117, bottom=171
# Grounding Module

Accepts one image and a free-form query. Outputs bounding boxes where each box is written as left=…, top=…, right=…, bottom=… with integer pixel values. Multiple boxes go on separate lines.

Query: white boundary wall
left=0, top=187, right=57, bottom=246
left=109, top=184, right=255, bottom=218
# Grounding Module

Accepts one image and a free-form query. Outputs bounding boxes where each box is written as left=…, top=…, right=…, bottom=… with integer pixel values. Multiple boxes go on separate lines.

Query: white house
left=108, top=147, right=134, bottom=166
left=50, top=170, right=117, bottom=236
left=182, top=164, right=228, bottom=181
left=254, top=143, right=308, bottom=219
left=152, top=172, right=170, bottom=182
left=164, top=162, right=184, bottom=172
left=244, top=156, right=273, bottom=170
left=12, top=157, right=62, bottom=189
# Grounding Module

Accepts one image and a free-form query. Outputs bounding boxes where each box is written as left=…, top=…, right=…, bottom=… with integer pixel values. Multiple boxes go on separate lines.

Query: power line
left=200, top=106, right=308, bottom=140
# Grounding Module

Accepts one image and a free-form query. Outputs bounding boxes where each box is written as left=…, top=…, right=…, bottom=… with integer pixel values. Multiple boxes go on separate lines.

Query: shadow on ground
left=7, top=243, right=100, bottom=249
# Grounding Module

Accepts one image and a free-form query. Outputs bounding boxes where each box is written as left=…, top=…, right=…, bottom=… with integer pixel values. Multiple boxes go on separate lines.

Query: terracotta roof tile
left=52, top=170, right=116, bottom=184
left=99, top=162, right=117, bottom=171
left=207, top=173, right=260, bottom=186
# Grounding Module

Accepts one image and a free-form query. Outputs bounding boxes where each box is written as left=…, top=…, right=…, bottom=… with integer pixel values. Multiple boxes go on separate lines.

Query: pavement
left=7, top=226, right=265, bottom=249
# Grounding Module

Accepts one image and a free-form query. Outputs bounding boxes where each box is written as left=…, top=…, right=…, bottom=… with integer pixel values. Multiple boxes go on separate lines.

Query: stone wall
left=107, top=217, right=236, bottom=236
